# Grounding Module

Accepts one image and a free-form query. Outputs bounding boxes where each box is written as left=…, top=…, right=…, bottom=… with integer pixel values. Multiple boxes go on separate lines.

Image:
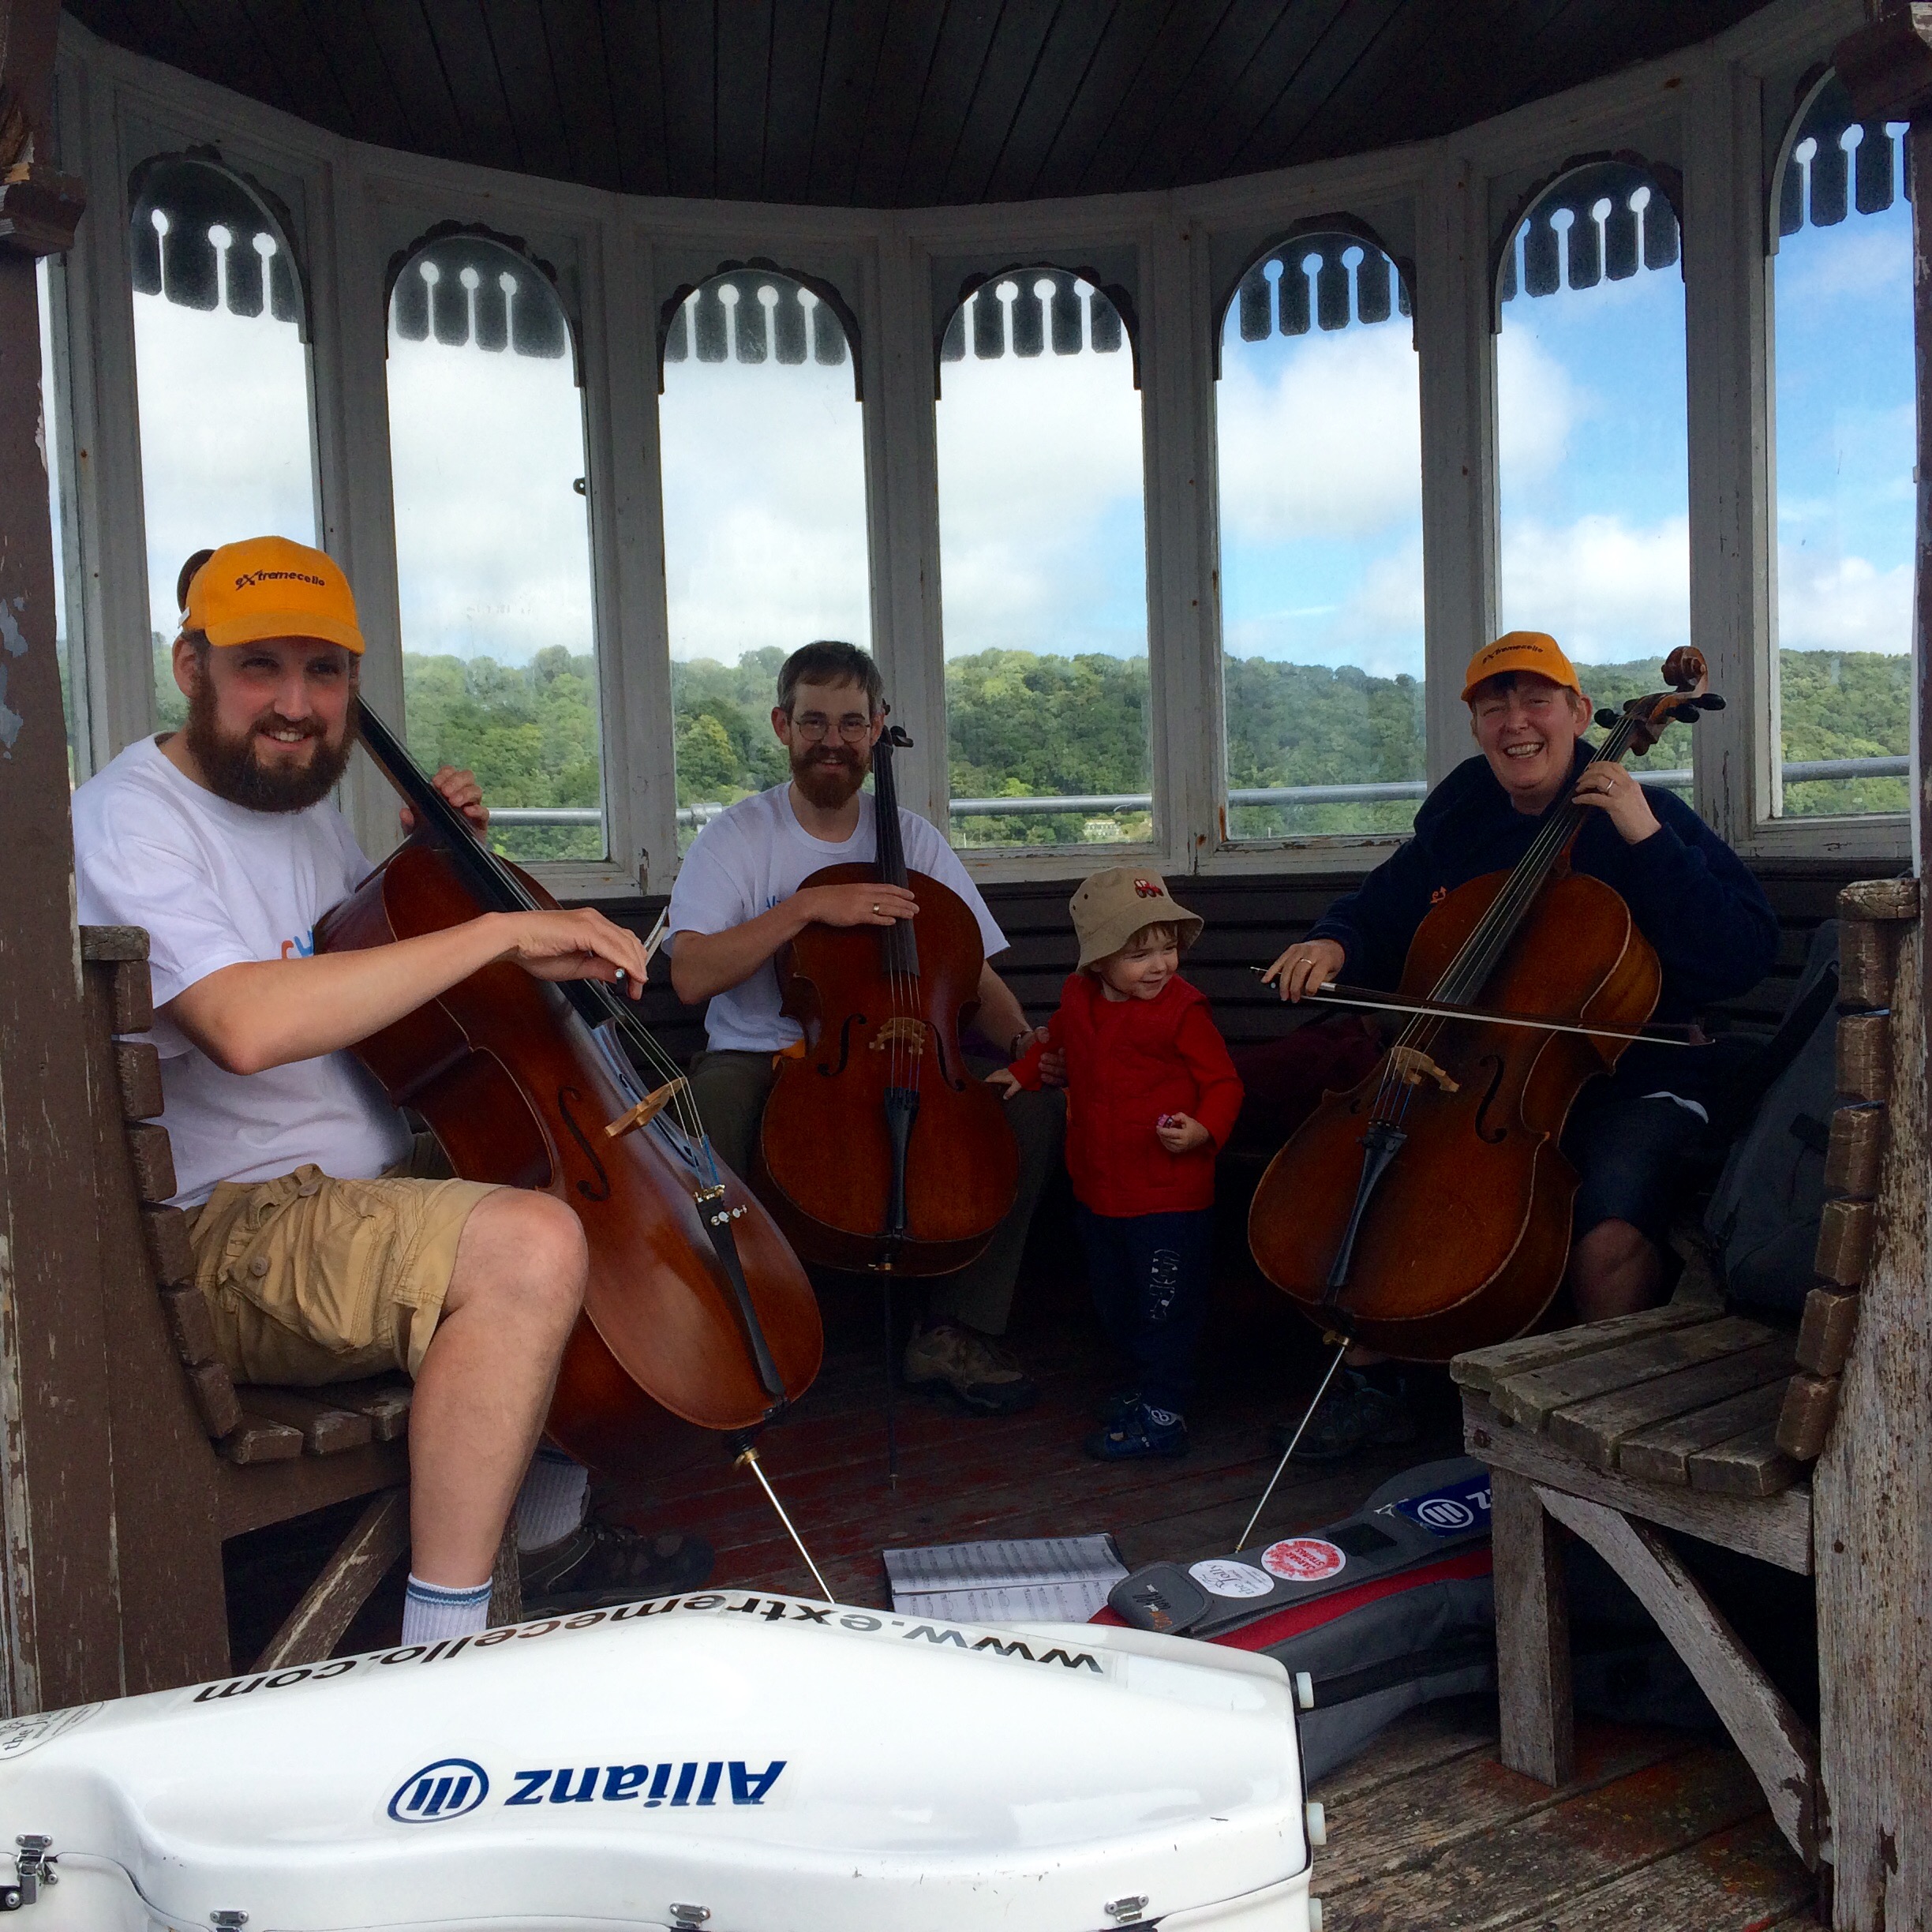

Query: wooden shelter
left=1, top=0, right=1930, bottom=1925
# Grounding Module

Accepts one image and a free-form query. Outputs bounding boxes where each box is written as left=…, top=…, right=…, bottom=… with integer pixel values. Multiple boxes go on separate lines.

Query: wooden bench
left=80, top=925, right=517, bottom=1685
left=1452, top=876, right=1919, bottom=1878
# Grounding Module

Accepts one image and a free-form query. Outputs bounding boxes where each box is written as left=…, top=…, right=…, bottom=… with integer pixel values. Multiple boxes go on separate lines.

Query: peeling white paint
left=0, top=591, right=27, bottom=754
left=0, top=1229, right=38, bottom=1720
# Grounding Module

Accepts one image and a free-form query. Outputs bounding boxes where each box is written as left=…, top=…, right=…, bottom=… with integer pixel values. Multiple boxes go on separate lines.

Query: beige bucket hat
left=1070, top=867, right=1204, bottom=970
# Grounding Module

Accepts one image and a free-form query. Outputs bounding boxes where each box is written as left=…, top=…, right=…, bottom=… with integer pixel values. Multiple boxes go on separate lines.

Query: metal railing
left=484, top=756, right=1909, bottom=830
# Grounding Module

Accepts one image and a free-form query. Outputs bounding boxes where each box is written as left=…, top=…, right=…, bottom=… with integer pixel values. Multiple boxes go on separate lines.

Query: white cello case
left=0, top=1589, right=1320, bottom=1930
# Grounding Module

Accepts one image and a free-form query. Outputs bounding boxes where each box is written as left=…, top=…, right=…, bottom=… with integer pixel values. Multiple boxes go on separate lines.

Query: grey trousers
left=687, top=1047, right=1065, bottom=1337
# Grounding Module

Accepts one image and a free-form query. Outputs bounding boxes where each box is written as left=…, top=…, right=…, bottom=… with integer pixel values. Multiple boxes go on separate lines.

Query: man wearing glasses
left=667, top=641, right=1063, bottom=1416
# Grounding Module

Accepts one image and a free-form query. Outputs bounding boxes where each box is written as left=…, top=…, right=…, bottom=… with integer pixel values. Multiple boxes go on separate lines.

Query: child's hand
left=986, top=1067, right=1023, bottom=1101
left=1155, top=1112, right=1211, bottom=1155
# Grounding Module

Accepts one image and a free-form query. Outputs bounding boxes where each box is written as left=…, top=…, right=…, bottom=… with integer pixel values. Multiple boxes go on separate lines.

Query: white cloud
left=1496, top=327, right=1586, bottom=481
left=936, top=348, right=1146, bottom=658
left=1777, top=546, right=1911, bottom=653
left=1216, top=327, right=1419, bottom=541
left=658, top=355, right=870, bottom=661
left=132, top=294, right=316, bottom=636
left=387, top=335, right=594, bottom=661
left=1501, top=513, right=1690, bottom=661
left=1777, top=223, right=1910, bottom=307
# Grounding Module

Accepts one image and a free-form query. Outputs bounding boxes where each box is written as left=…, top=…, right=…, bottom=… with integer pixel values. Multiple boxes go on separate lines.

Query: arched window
left=129, top=155, right=316, bottom=732
left=1496, top=160, right=1694, bottom=783
left=1216, top=230, right=1422, bottom=841
left=1768, top=76, right=1913, bottom=819
left=386, top=229, right=601, bottom=863
left=658, top=266, right=867, bottom=852
left=936, top=268, right=1149, bottom=850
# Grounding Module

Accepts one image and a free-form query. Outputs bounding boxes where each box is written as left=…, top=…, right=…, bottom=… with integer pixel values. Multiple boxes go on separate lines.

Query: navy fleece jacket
left=1305, top=747, right=1777, bottom=1106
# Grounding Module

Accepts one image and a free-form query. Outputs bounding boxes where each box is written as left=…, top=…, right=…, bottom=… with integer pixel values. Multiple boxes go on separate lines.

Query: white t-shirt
left=667, top=784, right=1008, bottom=1054
left=71, top=736, right=412, bottom=1207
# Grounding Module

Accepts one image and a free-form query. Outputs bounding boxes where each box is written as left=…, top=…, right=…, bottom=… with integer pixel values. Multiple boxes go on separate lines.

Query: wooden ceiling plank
left=1310, top=0, right=1653, bottom=172
left=476, top=0, right=576, bottom=182
left=713, top=0, right=776, bottom=201
left=231, top=0, right=359, bottom=132
left=655, top=0, right=718, bottom=200
left=1057, top=0, right=1237, bottom=198
left=805, top=0, right=894, bottom=205
left=533, top=0, right=623, bottom=193
left=1146, top=0, right=1357, bottom=193
left=937, top=0, right=1071, bottom=206
left=169, top=0, right=296, bottom=115
left=293, top=0, right=415, bottom=149
left=846, top=0, right=949, bottom=210
left=979, top=0, right=1118, bottom=205
left=592, top=0, right=670, bottom=197
left=761, top=0, right=835, bottom=204
left=352, top=0, right=470, bottom=161
left=416, top=0, right=525, bottom=170
left=1022, top=0, right=1180, bottom=199
left=1213, top=0, right=1416, bottom=184
left=893, top=0, right=1013, bottom=208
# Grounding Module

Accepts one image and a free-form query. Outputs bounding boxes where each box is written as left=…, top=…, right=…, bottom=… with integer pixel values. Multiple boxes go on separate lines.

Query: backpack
left=1703, top=919, right=1840, bottom=1315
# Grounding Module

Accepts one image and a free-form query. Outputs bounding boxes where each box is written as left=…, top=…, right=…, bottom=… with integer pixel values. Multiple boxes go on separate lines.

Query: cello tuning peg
left=1698, top=693, right=1725, bottom=711
left=1593, top=708, right=1619, bottom=729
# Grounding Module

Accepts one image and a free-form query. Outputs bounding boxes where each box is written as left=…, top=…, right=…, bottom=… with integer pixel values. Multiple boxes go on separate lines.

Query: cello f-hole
left=1473, top=1053, right=1509, bottom=1145
left=556, top=1084, right=614, bottom=1202
left=820, top=1010, right=866, bottom=1076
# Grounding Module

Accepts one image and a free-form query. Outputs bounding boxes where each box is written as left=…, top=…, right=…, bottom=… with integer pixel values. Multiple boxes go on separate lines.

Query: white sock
left=401, top=1574, right=492, bottom=1644
left=515, top=1447, right=589, bottom=1553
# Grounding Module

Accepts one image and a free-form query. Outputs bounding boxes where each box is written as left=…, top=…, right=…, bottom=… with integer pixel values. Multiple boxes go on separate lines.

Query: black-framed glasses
left=789, top=712, right=873, bottom=743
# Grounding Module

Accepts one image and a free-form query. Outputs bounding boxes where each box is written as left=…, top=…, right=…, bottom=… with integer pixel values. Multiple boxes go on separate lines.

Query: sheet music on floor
left=883, top=1534, right=1128, bottom=1623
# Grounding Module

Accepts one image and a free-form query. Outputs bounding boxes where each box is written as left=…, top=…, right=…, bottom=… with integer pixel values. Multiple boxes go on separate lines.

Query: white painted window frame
left=49, top=0, right=1897, bottom=904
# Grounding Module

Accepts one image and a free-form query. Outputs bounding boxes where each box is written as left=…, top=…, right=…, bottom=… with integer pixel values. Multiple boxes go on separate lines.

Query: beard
left=185, top=674, right=358, bottom=814
left=790, top=738, right=869, bottom=810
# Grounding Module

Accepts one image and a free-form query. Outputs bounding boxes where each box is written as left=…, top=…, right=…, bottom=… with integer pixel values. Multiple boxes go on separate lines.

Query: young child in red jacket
left=990, top=867, right=1243, bottom=1460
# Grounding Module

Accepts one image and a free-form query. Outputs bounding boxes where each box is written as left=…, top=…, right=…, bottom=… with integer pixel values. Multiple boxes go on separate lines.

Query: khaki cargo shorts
left=189, top=1134, right=500, bottom=1386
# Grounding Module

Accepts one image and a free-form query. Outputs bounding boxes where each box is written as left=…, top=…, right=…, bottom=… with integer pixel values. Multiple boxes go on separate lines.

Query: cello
left=755, top=719, right=1020, bottom=1275
left=1248, top=647, right=1722, bottom=1362
left=316, top=705, right=823, bottom=1481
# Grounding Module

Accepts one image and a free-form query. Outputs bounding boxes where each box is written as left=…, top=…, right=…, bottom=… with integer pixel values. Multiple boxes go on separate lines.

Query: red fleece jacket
left=1008, top=972, right=1244, bottom=1218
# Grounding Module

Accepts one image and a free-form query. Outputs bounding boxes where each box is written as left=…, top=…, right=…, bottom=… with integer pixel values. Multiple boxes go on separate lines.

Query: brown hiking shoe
left=901, top=1320, right=1039, bottom=1416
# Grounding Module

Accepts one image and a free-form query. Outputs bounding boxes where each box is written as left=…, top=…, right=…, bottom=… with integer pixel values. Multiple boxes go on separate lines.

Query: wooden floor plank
left=1320, top=1744, right=1769, bottom=1929
left=1524, top=1812, right=1818, bottom=1932
left=1313, top=1721, right=1689, bottom=1893
left=1310, top=1694, right=1500, bottom=1806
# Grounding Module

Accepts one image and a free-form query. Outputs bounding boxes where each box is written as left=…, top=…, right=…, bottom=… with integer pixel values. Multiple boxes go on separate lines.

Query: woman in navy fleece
left=1263, top=631, right=1777, bottom=1458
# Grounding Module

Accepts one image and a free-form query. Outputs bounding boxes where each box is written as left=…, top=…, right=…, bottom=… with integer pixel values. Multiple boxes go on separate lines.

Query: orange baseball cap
left=1461, top=631, right=1580, bottom=702
left=183, top=536, right=365, bottom=655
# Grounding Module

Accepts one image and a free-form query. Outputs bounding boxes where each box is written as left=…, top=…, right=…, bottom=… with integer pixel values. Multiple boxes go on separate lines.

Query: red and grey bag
left=1099, top=1457, right=1711, bottom=1780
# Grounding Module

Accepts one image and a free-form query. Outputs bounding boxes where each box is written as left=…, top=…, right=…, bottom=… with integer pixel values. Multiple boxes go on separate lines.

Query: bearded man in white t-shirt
left=72, top=536, right=708, bottom=1646
left=668, top=642, right=1065, bottom=1415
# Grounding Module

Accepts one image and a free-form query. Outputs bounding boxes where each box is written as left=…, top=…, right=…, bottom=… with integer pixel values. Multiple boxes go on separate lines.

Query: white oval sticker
left=1188, top=1559, right=1273, bottom=1600
left=1261, top=1537, right=1347, bottom=1584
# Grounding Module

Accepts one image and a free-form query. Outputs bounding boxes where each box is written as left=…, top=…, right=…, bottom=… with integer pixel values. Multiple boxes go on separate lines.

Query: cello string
left=1372, top=707, right=1653, bottom=1132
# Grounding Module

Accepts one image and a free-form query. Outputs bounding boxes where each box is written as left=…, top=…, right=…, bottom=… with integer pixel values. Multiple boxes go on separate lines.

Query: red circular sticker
left=1261, top=1537, right=1346, bottom=1583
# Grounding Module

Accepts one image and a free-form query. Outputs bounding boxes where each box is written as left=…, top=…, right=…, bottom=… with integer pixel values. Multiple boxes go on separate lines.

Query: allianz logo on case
left=388, top=1756, right=787, bottom=1822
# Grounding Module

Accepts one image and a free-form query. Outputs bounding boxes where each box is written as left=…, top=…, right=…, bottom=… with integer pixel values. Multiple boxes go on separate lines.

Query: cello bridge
left=1388, top=1046, right=1459, bottom=1093
left=869, top=1017, right=930, bottom=1054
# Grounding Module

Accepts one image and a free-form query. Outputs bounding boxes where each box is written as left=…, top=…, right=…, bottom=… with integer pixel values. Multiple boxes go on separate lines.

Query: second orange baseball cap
left=1461, top=631, right=1581, bottom=702
left=184, top=536, right=365, bottom=655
